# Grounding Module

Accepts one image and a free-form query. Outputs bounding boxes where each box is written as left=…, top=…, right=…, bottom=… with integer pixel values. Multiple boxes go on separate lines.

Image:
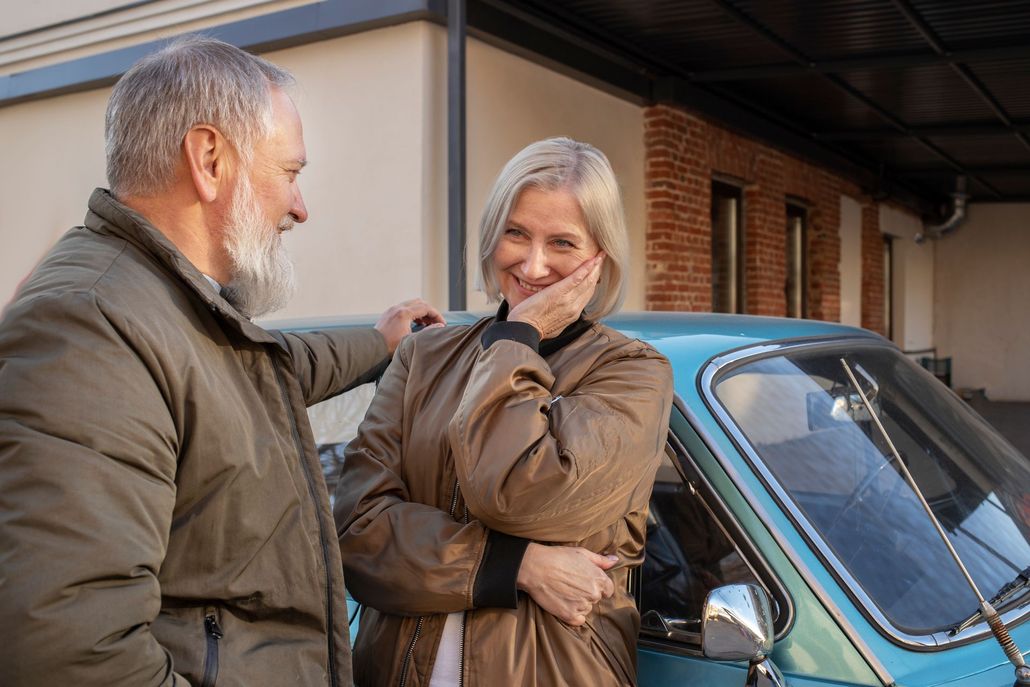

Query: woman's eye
left=505, top=228, right=523, bottom=238
left=553, top=239, right=575, bottom=249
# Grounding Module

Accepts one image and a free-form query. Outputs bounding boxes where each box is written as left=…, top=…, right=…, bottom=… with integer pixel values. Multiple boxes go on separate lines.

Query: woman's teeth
left=518, top=278, right=542, bottom=293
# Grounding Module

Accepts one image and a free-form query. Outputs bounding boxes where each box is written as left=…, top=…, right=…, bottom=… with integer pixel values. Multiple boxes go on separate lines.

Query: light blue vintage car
left=300, top=312, right=1030, bottom=687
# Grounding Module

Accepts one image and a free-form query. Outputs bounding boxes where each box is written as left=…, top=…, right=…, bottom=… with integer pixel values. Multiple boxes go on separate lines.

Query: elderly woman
left=335, top=137, right=673, bottom=686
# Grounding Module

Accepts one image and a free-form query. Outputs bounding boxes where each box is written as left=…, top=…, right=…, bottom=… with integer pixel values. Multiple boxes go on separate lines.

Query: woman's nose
left=521, top=245, right=549, bottom=279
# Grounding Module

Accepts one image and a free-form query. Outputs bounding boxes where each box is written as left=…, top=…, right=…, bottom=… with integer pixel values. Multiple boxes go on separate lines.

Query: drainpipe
left=447, top=0, right=467, bottom=310
left=915, top=176, right=968, bottom=243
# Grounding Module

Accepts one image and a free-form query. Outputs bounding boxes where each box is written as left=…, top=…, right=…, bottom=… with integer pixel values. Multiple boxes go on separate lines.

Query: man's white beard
left=221, top=174, right=296, bottom=318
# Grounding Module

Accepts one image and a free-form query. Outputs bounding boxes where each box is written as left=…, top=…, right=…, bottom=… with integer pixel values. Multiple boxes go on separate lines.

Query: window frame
left=635, top=406, right=794, bottom=655
left=710, top=179, right=746, bottom=314
left=785, top=200, right=809, bottom=319
left=700, top=337, right=1030, bottom=651
left=883, top=234, right=894, bottom=341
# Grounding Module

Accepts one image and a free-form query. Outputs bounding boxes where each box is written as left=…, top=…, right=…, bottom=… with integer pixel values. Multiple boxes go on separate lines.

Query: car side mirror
left=701, top=584, right=785, bottom=687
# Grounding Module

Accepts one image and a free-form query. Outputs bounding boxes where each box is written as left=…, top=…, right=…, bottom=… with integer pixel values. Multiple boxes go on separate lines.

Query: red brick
left=643, top=103, right=903, bottom=323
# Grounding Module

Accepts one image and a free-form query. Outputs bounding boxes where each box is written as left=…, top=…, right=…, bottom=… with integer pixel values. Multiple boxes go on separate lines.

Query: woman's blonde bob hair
left=477, top=137, right=628, bottom=320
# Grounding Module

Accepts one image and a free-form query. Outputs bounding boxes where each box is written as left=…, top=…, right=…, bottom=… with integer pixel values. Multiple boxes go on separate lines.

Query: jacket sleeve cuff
left=481, top=321, right=540, bottom=353
left=473, top=530, right=531, bottom=609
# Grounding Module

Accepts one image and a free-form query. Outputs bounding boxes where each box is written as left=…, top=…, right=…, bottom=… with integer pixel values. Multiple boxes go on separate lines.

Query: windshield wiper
left=950, top=567, right=1030, bottom=636
left=840, top=358, right=1030, bottom=684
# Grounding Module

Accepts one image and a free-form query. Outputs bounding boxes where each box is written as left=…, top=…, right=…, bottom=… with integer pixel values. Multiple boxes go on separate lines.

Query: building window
left=711, top=180, right=744, bottom=313
left=884, top=235, right=894, bottom=340
left=786, top=202, right=808, bottom=318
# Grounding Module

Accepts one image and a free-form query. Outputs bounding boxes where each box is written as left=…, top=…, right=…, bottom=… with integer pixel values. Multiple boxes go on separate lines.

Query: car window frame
left=635, top=399, right=794, bottom=657
left=700, top=336, right=1030, bottom=652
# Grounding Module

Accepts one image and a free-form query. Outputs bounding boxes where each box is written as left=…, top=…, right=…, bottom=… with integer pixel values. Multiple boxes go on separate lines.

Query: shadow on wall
left=965, top=392, right=1030, bottom=459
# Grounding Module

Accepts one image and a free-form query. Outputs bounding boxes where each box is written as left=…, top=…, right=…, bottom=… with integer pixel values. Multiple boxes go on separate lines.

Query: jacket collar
left=84, top=188, right=283, bottom=348
left=495, top=301, right=593, bottom=356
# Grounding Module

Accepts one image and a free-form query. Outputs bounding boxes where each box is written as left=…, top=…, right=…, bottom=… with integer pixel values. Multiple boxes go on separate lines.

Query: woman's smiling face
left=492, top=186, right=600, bottom=309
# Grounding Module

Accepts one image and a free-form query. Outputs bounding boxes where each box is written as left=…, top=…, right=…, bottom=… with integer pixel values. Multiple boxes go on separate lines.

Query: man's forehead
left=265, top=88, right=306, bottom=158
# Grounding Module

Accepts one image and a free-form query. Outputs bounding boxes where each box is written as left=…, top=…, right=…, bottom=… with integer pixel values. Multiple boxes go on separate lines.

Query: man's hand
left=374, top=299, right=445, bottom=354
left=516, top=543, right=617, bottom=626
left=508, top=254, right=604, bottom=339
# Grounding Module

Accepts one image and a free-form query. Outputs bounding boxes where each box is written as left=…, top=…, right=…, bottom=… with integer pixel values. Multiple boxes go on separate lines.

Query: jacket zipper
left=202, top=608, right=223, bottom=687
left=458, top=611, right=467, bottom=687
left=398, top=616, right=424, bottom=687
left=399, top=481, right=463, bottom=686
left=449, top=479, right=461, bottom=518
left=458, top=500, right=470, bottom=687
left=270, top=357, right=338, bottom=687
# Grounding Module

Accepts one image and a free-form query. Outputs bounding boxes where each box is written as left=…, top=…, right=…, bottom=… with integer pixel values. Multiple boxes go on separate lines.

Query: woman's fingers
left=516, top=544, right=619, bottom=626
left=508, top=254, right=606, bottom=338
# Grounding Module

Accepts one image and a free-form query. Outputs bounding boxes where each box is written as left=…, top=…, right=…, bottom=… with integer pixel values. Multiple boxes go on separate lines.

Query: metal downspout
left=448, top=0, right=467, bottom=310
left=916, top=176, right=969, bottom=243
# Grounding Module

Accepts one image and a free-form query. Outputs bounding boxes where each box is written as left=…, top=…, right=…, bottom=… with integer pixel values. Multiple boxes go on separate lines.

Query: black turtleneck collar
left=481, top=301, right=593, bottom=356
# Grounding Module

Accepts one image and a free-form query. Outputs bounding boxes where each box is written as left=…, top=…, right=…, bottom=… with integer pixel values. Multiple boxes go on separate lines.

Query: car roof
left=604, top=311, right=878, bottom=351
left=267, top=310, right=886, bottom=397
left=604, top=312, right=885, bottom=394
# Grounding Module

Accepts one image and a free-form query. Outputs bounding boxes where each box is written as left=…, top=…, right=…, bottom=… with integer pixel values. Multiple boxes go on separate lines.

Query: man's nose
left=290, top=187, right=308, bottom=224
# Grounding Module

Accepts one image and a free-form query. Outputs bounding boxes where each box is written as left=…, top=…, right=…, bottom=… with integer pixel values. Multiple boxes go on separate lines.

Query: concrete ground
left=966, top=396, right=1030, bottom=458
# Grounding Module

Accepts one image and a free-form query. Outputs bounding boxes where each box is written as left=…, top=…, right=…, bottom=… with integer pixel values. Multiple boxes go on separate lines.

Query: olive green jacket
left=0, top=189, right=386, bottom=686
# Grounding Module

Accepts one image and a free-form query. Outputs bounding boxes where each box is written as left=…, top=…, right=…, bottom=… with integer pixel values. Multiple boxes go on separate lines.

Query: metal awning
left=467, top=0, right=1030, bottom=213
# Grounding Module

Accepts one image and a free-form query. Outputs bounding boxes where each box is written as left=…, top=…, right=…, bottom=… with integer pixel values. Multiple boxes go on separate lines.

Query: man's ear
left=183, top=125, right=231, bottom=203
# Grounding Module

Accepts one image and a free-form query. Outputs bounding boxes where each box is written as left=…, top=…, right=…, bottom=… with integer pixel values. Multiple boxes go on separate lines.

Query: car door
left=634, top=405, right=793, bottom=686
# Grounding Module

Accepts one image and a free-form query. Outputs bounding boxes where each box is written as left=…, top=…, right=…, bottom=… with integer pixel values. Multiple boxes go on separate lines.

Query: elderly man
left=0, top=37, right=442, bottom=685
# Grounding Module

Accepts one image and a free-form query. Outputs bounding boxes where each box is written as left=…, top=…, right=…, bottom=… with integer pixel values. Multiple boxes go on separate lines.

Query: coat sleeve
left=0, top=293, right=188, bottom=686
left=448, top=326, right=674, bottom=542
left=334, top=336, right=495, bottom=615
left=279, top=327, right=389, bottom=406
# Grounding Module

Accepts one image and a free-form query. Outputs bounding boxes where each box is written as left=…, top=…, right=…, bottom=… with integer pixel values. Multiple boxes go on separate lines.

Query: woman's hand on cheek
left=509, top=253, right=604, bottom=339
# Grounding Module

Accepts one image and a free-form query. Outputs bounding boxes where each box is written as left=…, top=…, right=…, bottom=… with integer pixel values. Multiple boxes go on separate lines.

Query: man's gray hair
left=477, top=137, right=629, bottom=320
left=105, top=35, right=295, bottom=198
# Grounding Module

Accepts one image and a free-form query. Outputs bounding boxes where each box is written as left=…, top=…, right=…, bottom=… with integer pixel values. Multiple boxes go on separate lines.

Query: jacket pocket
left=202, top=606, right=223, bottom=687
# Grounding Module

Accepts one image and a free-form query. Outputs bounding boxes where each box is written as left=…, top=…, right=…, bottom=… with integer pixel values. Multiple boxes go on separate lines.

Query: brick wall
left=861, top=203, right=887, bottom=335
left=644, top=103, right=888, bottom=332
left=643, top=109, right=712, bottom=311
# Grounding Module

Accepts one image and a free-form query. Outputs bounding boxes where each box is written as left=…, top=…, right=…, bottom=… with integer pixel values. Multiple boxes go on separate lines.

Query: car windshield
left=712, top=343, right=1030, bottom=636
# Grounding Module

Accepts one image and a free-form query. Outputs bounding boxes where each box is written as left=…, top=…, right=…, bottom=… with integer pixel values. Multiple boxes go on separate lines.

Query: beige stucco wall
left=1, top=20, right=646, bottom=319
left=7, top=0, right=130, bottom=37
left=0, top=88, right=109, bottom=302
left=0, top=18, right=642, bottom=319
left=2, top=1, right=318, bottom=74
left=268, top=23, right=444, bottom=319
left=838, top=195, right=862, bottom=327
left=934, top=203, right=1030, bottom=400
left=0, top=23, right=441, bottom=319
left=464, top=35, right=647, bottom=312
left=880, top=203, right=934, bottom=351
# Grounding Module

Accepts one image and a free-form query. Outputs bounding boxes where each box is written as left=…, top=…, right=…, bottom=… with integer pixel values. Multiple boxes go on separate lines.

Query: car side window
left=307, top=383, right=377, bottom=505
left=638, top=434, right=776, bottom=645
